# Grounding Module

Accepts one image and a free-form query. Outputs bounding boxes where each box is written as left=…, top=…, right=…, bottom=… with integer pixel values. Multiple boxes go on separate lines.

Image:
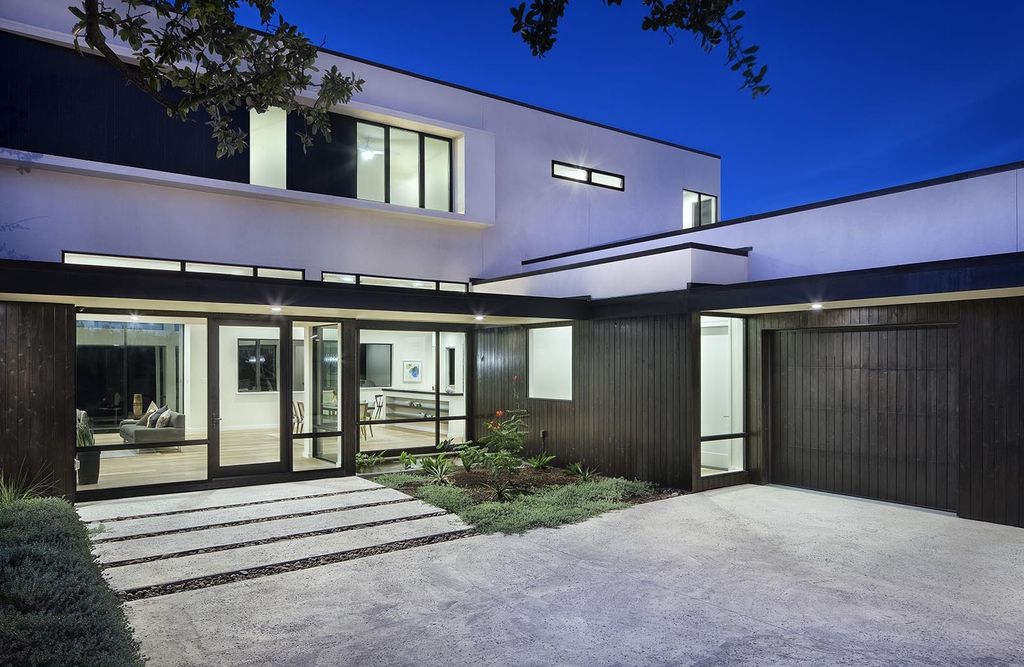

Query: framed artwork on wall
left=402, top=360, right=422, bottom=383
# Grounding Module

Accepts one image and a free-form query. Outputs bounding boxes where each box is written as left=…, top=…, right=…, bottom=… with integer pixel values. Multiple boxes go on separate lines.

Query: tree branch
left=80, top=0, right=180, bottom=112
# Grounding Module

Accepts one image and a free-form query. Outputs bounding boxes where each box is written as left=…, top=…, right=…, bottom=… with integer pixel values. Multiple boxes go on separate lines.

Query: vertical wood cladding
left=286, top=112, right=357, bottom=198
left=747, top=298, right=1024, bottom=527
left=0, top=302, right=76, bottom=498
left=769, top=326, right=958, bottom=511
left=475, top=316, right=696, bottom=490
left=0, top=30, right=247, bottom=182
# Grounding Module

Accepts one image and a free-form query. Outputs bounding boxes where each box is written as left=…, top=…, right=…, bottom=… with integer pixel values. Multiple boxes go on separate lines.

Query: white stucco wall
left=521, top=167, right=1024, bottom=283
left=0, top=0, right=720, bottom=281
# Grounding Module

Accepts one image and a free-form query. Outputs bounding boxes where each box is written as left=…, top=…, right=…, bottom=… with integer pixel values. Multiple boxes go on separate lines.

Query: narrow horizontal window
left=552, top=162, right=589, bottom=182
left=360, top=276, right=436, bottom=290
left=551, top=161, right=624, bottom=191
left=323, top=272, right=358, bottom=284
left=185, top=262, right=253, bottom=277
left=256, top=267, right=304, bottom=280
left=63, top=252, right=181, bottom=272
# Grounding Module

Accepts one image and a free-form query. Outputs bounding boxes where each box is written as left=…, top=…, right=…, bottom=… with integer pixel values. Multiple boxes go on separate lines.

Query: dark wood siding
left=0, top=302, right=76, bottom=498
left=748, top=297, right=1024, bottom=528
left=286, top=112, right=357, bottom=198
left=474, top=315, right=697, bottom=490
left=768, top=326, right=958, bottom=511
left=0, top=31, right=248, bottom=183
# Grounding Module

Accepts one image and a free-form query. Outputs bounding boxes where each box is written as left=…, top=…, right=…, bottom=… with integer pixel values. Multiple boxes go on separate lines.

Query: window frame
left=237, top=338, right=282, bottom=393
left=683, top=189, right=719, bottom=228
left=526, top=323, right=574, bottom=402
left=551, top=160, right=624, bottom=192
left=355, top=120, right=454, bottom=212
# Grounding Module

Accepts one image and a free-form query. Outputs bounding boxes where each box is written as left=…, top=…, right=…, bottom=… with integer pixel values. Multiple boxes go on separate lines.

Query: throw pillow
left=155, top=410, right=177, bottom=428
left=136, top=401, right=160, bottom=425
left=147, top=406, right=168, bottom=428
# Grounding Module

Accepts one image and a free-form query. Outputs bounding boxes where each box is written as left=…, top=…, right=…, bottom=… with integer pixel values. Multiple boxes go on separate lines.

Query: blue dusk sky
left=251, top=1, right=1024, bottom=219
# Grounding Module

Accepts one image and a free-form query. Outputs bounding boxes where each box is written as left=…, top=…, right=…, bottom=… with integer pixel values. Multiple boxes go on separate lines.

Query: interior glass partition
left=699, top=315, right=745, bottom=476
left=357, top=328, right=468, bottom=453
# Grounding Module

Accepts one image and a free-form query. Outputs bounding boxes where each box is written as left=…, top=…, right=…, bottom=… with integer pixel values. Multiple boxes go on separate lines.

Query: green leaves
left=420, top=454, right=454, bottom=485
left=526, top=452, right=556, bottom=469
left=70, top=0, right=364, bottom=157
left=511, top=0, right=770, bottom=98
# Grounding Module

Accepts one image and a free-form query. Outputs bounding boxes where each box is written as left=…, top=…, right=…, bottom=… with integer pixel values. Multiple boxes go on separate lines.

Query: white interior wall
left=217, top=325, right=304, bottom=431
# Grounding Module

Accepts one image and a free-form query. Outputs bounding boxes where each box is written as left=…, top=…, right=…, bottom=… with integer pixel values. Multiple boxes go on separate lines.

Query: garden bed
left=374, top=466, right=679, bottom=534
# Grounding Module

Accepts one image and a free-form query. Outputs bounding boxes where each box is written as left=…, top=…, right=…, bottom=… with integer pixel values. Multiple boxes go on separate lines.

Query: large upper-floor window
left=683, top=190, right=718, bottom=228
left=356, top=121, right=452, bottom=212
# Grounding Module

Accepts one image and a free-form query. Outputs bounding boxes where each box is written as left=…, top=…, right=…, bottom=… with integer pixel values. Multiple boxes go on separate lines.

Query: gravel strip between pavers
left=93, top=498, right=417, bottom=543
left=85, top=485, right=388, bottom=524
left=121, top=529, right=477, bottom=601
left=103, top=511, right=449, bottom=567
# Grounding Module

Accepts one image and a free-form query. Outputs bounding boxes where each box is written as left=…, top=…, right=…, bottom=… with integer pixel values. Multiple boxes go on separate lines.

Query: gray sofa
left=119, top=412, right=186, bottom=445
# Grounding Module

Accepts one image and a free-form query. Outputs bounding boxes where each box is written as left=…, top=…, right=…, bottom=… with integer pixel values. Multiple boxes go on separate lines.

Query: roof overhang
left=590, top=252, right=1024, bottom=318
left=0, top=259, right=588, bottom=324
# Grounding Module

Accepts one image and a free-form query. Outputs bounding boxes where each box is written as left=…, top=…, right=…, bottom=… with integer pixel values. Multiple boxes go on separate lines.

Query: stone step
left=103, top=513, right=468, bottom=591
left=91, top=488, right=408, bottom=540
left=94, top=499, right=444, bottom=565
left=77, top=476, right=380, bottom=523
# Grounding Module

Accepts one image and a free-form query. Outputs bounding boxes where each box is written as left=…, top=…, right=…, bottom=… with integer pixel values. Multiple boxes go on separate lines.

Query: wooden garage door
left=770, top=326, right=958, bottom=511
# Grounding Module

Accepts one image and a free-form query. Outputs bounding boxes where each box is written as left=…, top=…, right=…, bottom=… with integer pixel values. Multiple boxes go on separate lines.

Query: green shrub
left=565, top=461, right=600, bottom=482
left=398, top=451, right=418, bottom=470
left=416, top=484, right=475, bottom=513
left=0, top=497, right=143, bottom=666
left=355, top=451, right=385, bottom=472
left=373, top=472, right=426, bottom=489
left=525, top=453, right=556, bottom=469
left=0, top=470, right=52, bottom=505
left=460, top=478, right=654, bottom=534
left=419, top=455, right=453, bottom=485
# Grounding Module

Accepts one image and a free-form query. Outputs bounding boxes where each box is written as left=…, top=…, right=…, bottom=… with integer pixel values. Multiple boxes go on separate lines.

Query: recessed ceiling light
left=810, top=303, right=824, bottom=310
left=270, top=306, right=282, bottom=312
left=474, top=315, right=485, bottom=321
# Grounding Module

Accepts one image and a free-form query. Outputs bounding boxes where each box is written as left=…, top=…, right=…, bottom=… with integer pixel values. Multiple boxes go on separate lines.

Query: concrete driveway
left=122, top=484, right=1024, bottom=666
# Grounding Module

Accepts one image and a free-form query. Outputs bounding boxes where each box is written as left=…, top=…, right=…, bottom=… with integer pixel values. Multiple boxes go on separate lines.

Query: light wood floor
left=82, top=423, right=464, bottom=491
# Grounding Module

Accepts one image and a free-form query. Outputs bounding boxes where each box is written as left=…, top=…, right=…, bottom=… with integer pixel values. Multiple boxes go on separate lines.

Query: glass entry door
left=209, top=320, right=288, bottom=476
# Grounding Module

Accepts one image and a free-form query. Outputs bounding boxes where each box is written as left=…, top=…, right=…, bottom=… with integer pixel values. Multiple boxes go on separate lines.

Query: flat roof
left=523, top=159, right=1024, bottom=267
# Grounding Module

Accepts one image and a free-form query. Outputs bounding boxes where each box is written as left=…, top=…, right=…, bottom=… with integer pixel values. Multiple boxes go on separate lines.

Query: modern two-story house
left=1, top=1, right=1022, bottom=530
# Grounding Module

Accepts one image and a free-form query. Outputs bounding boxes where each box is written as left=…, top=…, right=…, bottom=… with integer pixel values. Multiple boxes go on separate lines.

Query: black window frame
left=551, top=160, right=625, bottom=191
left=355, top=120, right=454, bottom=212
left=683, top=189, right=719, bottom=228
left=238, top=338, right=282, bottom=393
